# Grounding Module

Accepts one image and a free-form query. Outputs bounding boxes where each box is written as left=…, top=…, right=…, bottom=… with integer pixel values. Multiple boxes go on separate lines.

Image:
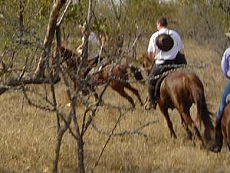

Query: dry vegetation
left=0, top=39, right=230, bottom=173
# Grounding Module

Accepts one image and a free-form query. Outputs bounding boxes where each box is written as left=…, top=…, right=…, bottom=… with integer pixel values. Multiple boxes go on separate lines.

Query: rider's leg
left=148, top=65, right=161, bottom=109
left=213, top=79, right=230, bottom=152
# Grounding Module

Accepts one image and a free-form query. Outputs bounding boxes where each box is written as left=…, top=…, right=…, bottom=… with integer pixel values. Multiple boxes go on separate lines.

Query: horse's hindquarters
left=222, top=104, right=230, bottom=145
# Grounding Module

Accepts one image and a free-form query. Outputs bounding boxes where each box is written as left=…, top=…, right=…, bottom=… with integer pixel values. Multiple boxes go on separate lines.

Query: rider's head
left=156, top=16, right=168, bottom=31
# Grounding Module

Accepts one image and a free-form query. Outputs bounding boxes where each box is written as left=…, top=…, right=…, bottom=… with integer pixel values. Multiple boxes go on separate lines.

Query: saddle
left=153, top=56, right=187, bottom=101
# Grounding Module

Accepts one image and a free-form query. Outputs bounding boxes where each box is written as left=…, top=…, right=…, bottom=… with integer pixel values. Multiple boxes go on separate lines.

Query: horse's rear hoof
left=210, top=145, right=222, bottom=153
left=171, top=133, right=177, bottom=139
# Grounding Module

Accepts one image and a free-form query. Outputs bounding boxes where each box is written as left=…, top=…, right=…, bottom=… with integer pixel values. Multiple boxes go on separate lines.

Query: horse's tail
left=196, top=91, right=214, bottom=141
left=128, top=64, right=144, bottom=81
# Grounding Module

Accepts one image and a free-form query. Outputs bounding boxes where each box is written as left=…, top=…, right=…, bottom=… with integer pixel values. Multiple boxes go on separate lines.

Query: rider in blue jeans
left=212, top=37, right=230, bottom=152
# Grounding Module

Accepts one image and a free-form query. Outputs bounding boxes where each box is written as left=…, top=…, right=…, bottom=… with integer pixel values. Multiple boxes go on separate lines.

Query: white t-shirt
left=147, top=28, right=184, bottom=65
left=82, top=31, right=100, bottom=59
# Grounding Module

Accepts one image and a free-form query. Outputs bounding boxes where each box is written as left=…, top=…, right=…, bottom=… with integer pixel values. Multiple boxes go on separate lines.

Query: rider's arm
left=221, top=48, right=230, bottom=78
left=173, top=30, right=184, bottom=52
left=147, top=35, right=156, bottom=62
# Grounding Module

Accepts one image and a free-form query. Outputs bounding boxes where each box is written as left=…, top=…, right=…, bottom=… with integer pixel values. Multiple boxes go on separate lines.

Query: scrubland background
left=0, top=0, right=230, bottom=173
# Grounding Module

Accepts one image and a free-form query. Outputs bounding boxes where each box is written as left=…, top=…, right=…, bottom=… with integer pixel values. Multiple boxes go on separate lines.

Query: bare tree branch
left=35, top=0, right=67, bottom=78
left=0, top=73, right=60, bottom=95
left=81, top=0, right=94, bottom=67
left=92, top=108, right=123, bottom=171
left=0, top=0, right=68, bottom=96
left=57, top=0, right=72, bottom=26
left=91, top=119, right=158, bottom=137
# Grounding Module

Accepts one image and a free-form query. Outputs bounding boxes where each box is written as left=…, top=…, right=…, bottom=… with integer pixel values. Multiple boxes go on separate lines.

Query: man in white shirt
left=147, top=16, right=187, bottom=109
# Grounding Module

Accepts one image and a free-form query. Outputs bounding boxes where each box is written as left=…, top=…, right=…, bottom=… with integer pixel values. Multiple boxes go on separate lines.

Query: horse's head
left=129, top=65, right=144, bottom=81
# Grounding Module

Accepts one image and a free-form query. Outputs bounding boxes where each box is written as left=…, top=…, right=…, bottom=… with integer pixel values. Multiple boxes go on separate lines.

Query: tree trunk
left=52, top=110, right=73, bottom=173
left=53, top=127, right=67, bottom=173
left=35, top=0, right=66, bottom=78
left=77, top=136, right=85, bottom=173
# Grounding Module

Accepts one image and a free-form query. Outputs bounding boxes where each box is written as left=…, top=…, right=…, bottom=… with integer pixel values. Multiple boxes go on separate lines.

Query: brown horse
left=60, top=46, right=144, bottom=108
left=59, top=46, right=101, bottom=90
left=89, top=63, right=144, bottom=107
left=159, top=71, right=213, bottom=142
left=141, top=53, right=214, bottom=146
left=218, top=102, right=230, bottom=151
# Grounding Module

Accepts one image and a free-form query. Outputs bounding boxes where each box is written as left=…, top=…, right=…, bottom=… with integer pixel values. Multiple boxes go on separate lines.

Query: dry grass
left=0, top=40, right=230, bottom=173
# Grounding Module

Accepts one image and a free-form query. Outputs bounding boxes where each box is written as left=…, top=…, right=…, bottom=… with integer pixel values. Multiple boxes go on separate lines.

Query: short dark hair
left=157, top=16, right=168, bottom=27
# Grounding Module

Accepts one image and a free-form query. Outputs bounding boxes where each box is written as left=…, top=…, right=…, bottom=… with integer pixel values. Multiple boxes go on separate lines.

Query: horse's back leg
left=180, top=115, right=193, bottom=140
left=159, top=104, right=177, bottom=138
left=123, top=82, right=143, bottom=105
left=180, top=111, right=205, bottom=146
left=111, top=84, right=135, bottom=108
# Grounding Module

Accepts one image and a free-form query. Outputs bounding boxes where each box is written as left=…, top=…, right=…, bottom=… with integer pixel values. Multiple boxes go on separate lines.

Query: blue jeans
left=217, top=79, right=230, bottom=119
